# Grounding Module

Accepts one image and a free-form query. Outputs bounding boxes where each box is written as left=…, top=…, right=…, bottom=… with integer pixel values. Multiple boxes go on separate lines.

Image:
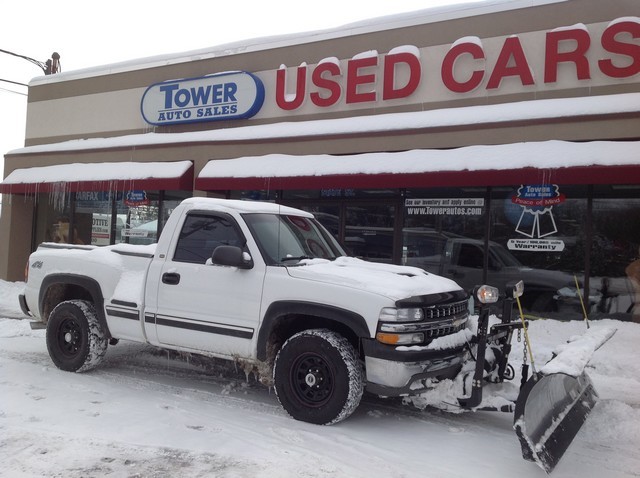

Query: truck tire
left=273, top=329, right=364, bottom=425
left=46, top=300, right=108, bottom=373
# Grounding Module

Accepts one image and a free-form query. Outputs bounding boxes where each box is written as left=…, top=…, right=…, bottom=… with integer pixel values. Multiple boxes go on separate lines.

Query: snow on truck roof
left=182, top=197, right=313, bottom=217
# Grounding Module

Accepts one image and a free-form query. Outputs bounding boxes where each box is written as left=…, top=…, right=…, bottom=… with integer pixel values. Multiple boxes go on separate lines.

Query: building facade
left=1, top=0, right=639, bottom=320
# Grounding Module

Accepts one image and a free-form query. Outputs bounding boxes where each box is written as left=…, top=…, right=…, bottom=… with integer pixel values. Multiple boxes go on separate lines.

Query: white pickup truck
left=20, top=197, right=471, bottom=425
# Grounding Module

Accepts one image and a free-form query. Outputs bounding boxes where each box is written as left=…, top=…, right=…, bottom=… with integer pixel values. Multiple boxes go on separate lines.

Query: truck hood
left=287, top=257, right=463, bottom=301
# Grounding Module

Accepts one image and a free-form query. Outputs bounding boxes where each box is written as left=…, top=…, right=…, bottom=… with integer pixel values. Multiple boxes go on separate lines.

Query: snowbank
left=1, top=280, right=639, bottom=477
left=0, top=279, right=25, bottom=319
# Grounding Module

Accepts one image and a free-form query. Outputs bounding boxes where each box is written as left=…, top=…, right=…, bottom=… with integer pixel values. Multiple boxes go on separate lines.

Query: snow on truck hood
left=289, top=257, right=463, bottom=301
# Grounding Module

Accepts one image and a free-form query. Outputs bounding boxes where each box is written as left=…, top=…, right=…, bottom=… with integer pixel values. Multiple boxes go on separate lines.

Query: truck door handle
left=162, top=272, right=181, bottom=285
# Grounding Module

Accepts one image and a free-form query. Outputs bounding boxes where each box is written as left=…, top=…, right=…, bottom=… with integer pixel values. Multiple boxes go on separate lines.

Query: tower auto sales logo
left=141, top=71, right=265, bottom=126
left=508, top=184, right=566, bottom=252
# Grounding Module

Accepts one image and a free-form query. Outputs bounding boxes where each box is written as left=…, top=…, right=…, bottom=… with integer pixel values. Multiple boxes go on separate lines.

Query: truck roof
left=182, top=197, right=313, bottom=217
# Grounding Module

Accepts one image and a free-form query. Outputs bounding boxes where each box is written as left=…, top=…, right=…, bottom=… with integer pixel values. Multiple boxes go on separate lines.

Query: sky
left=0, top=0, right=476, bottom=188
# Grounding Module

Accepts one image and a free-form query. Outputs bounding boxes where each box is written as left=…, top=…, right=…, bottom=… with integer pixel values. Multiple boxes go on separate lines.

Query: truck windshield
left=243, top=213, right=345, bottom=265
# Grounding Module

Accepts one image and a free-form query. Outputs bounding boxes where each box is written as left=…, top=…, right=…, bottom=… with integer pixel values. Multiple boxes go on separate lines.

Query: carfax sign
left=141, top=71, right=265, bottom=126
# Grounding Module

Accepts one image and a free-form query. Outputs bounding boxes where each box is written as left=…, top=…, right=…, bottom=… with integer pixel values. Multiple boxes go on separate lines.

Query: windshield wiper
left=280, top=255, right=311, bottom=262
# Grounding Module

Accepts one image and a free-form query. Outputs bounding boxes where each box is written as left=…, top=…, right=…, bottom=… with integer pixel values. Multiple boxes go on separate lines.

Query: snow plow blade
left=513, top=327, right=616, bottom=473
left=513, top=371, right=596, bottom=473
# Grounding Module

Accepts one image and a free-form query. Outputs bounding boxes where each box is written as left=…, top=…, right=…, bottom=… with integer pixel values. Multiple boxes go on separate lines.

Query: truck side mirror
left=211, top=245, right=253, bottom=269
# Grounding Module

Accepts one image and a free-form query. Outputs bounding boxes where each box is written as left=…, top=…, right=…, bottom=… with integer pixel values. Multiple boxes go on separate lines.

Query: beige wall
left=0, top=196, right=34, bottom=282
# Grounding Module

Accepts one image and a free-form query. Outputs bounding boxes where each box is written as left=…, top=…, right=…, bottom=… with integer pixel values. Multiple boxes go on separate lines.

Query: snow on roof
left=9, top=92, right=639, bottom=157
left=198, top=140, right=640, bottom=179
left=1, top=161, right=192, bottom=185
left=29, top=0, right=568, bottom=86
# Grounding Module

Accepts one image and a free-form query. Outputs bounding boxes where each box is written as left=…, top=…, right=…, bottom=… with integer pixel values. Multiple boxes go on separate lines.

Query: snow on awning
left=0, top=161, right=194, bottom=194
left=195, top=141, right=640, bottom=191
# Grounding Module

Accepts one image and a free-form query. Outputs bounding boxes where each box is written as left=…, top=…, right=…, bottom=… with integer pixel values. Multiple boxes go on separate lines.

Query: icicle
left=49, top=181, right=70, bottom=212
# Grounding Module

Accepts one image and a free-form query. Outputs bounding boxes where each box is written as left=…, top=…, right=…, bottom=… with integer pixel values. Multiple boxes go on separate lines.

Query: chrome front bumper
left=362, top=339, right=466, bottom=396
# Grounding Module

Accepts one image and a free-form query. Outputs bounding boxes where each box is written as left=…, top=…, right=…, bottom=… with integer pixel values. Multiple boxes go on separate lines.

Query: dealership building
left=1, top=0, right=639, bottom=320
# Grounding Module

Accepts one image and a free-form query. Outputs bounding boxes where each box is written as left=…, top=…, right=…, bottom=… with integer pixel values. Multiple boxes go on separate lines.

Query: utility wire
left=0, top=48, right=46, bottom=73
left=0, top=78, right=28, bottom=87
left=0, top=78, right=28, bottom=96
left=0, top=86, right=27, bottom=96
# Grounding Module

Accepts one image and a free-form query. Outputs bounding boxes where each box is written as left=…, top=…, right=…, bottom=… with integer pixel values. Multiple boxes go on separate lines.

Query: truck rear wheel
left=46, top=300, right=108, bottom=373
left=273, top=329, right=363, bottom=425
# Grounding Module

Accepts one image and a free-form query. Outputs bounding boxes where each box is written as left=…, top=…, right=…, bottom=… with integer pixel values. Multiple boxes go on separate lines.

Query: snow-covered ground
left=1, top=278, right=639, bottom=477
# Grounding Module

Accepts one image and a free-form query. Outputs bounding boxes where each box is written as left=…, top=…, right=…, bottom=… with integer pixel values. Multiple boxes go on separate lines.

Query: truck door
left=150, top=212, right=265, bottom=358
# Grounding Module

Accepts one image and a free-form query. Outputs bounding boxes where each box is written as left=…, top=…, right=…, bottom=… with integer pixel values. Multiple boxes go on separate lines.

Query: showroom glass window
left=402, top=188, right=488, bottom=286
left=591, top=185, right=640, bottom=322
left=489, top=185, right=587, bottom=318
left=32, top=189, right=191, bottom=249
left=34, top=193, right=73, bottom=246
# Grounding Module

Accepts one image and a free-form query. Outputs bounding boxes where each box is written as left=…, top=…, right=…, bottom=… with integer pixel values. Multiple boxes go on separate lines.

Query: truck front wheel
left=46, top=300, right=108, bottom=373
left=273, top=329, right=363, bottom=425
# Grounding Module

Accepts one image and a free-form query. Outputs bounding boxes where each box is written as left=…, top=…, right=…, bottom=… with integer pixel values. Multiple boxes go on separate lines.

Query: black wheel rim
left=290, top=353, right=334, bottom=407
left=57, top=317, right=82, bottom=358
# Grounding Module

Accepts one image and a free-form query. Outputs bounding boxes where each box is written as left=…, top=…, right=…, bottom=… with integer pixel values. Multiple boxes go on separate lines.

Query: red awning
left=195, top=141, right=640, bottom=191
left=0, top=161, right=193, bottom=194
left=197, top=165, right=640, bottom=191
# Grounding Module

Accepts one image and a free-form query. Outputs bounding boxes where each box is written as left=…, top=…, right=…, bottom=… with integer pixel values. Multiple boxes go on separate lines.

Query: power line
left=0, top=48, right=46, bottom=73
left=0, top=78, right=28, bottom=87
left=0, top=86, right=27, bottom=96
left=0, top=48, right=61, bottom=74
left=0, top=78, right=28, bottom=96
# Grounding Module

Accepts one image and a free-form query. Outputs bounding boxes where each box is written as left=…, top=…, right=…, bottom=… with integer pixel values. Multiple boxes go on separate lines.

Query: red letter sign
left=487, top=36, right=534, bottom=89
left=442, top=41, right=485, bottom=93
left=599, top=20, right=640, bottom=78
left=276, top=66, right=307, bottom=110
left=544, top=27, right=591, bottom=83
left=310, top=62, right=342, bottom=107
left=346, top=56, right=378, bottom=104
left=383, top=52, right=421, bottom=100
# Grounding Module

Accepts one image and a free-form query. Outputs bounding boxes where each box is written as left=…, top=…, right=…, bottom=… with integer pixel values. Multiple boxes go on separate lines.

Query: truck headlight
left=376, top=332, right=424, bottom=345
left=378, top=307, right=424, bottom=322
left=475, top=285, right=499, bottom=304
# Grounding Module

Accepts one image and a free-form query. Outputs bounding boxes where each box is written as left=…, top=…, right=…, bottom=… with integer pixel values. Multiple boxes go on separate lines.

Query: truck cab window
left=458, top=243, right=484, bottom=269
left=173, top=214, right=244, bottom=264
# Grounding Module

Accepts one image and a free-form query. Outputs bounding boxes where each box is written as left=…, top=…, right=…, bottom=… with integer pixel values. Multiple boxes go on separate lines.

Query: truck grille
left=424, top=300, right=468, bottom=319
left=421, top=300, right=469, bottom=342
left=423, top=320, right=467, bottom=340
left=378, top=299, right=469, bottom=345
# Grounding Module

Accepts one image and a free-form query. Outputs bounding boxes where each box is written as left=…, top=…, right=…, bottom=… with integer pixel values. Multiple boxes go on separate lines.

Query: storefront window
left=73, top=191, right=113, bottom=245
left=32, top=190, right=190, bottom=249
left=489, top=185, right=587, bottom=317
left=346, top=204, right=395, bottom=263
left=295, top=205, right=340, bottom=240
left=282, top=188, right=401, bottom=201
left=591, top=186, right=640, bottom=322
left=230, top=190, right=277, bottom=201
left=161, top=191, right=191, bottom=233
left=402, top=188, right=487, bottom=285
left=115, top=191, right=160, bottom=245
left=34, top=193, right=72, bottom=246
